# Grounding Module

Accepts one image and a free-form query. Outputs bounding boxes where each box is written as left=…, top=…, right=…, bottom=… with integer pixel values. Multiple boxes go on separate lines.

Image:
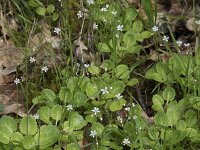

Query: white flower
left=33, top=114, right=39, bottom=120
left=41, top=66, right=49, bottom=73
left=163, top=35, right=169, bottom=42
left=117, top=116, right=123, bottom=123
left=101, top=87, right=109, bottom=94
left=123, top=138, right=130, bottom=145
left=116, top=34, right=119, bottom=38
left=90, top=130, right=97, bottom=138
left=106, top=4, right=109, bottom=8
left=132, top=103, right=135, bottom=107
left=176, top=40, right=183, bottom=47
left=184, top=43, right=190, bottom=47
left=195, top=20, right=200, bottom=25
left=66, top=104, right=73, bottom=111
left=54, top=27, right=61, bottom=35
left=117, top=25, right=123, bottom=31
left=152, top=26, right=158, bottom=32
left=115, top=93, right=123, bottom=99
left=133, top=115, right=137, bottom=120
left=77, top=11, right=83, bottom=18
left=111, top=11, right=117, bottom=15
left=125, top=107, right=130, bottom=111
left=84, top=63, right=89, bottom=68
left=92, top=107, right=100, bottom=115
left=93, top=23, right=98, bottom=30
left=30, top=57, right=36, bottom=63
left=87, top=0, right=94, bottom=5
left=14, top=78, right=20, bottom=85
left=100, top=7, right=107, bottom=12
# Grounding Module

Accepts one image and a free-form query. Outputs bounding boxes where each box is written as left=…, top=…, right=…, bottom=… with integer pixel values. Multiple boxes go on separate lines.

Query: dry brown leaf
left=0, top=45, right=24, bottom=85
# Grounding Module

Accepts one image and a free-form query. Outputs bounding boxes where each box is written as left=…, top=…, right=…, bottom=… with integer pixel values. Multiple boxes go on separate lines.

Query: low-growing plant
left=0, top=0, right=200, bottom=149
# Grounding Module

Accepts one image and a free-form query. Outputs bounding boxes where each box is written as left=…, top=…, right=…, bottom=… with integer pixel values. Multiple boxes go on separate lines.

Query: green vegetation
left=0, top=0, right=200, bottom=149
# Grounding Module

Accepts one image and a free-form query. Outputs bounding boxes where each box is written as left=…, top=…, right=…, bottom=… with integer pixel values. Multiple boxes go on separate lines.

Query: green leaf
left=125, top=7, right=137, bottom=22
left=148, top=127, right=159, bottom=140
left=59, top=87, right=71, bottom=104
left=155, top=111, right=168, bottom=126
left=86, top=82, right=99, bottom=97
left=152, top=95, right=164, bottom=112
left=88, top=66, right=100, bottom=75
left=66, top=143, right=80, bottom=150
left=19, top=115, right=37, bottom=135
left=34, top=125, right=59, bottom=149
left=72, top=92, right=87, bottom=107
left=85, top=115, right=97, bottom=124
left=125, top=45, right=143, bottom=53
left=51, top=105, right=63, bottom=121
left=127, top=78, right=139, bottom=86
left=69, top=112, right=87, bottom=130
left=52, top=12, right=59, bottom=21
left=163, top=87, right=175, bottom=101
left=22, top=135, right=36, bottom=149
left=32, top=95, right=44, bottom=104
left=36, top=7, right=46, bottom=16
left=47, top=4, right=55, bottom=13
left=28, top=0, right=40, bottom=7
left=141, top=31, right=152, bottom=39
left=109, top=99, right=126, bottom=111
left=11, top=132, right=23, bottom=144
left=41, top=89, right=56, bottom=105
left=123, top=31, right=136, bottom=46
left=97, top=43, right=111, bottom=52
left=115, top=65, right=130, bottom=79
left=0, top=116, right=17, bottom=144
left=38, top=106, right=51, bottom=124
left=92, top=122, right=105, bottom=135
left=110, top=80, right=125, bottom=96
left=166, top=101, right=181, bottom=126
left=101, top=60, right=115, bottom=71
left=132, top=21, right=143, bottom=32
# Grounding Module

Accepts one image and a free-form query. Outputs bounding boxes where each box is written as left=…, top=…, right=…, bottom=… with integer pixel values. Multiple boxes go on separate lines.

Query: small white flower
left=117, top=116, right=123, bottom=123
left=66, top=104, right=73, bottom=111
left=195, top=20, right=200, bottom=25
left=41, top=66, right=49, bottom=73
left=125, top=107, right=130, bottom=111
left=163, top=35, right=169, bottom=42
left=77, top=11, right=83, bottom=18
left=93, top=23, right=98, bottom=30
left=152, top=26, right=158, bottom=32
left=123, top=138, right=130, bottom=145
left=87, top=0, right=94, bottom=5
left=110, top=87, right=112, bottom=90
left=33, top=114, right=39, bottom=120
left=116, top=34, right=119, bottom=38
left=100, top=7, right=108, bottom=12
left=14, top=78, right=20, bottom=85
left=111, top=11, right=117, bottom=15
left=117, top=25, right=123, bottom=31
left=92, top=107, right=100, bottom=115
left=90, top=130, right=97, bottom=138
left=132, top=103, right=135, bottom=107
left=84, top=63, right=90, bottom=68
left=30, top=57, right=36, bottom=63
left=54, top=27, right=61, bottom=35
left=106, top=4, right=109, bottom=8
left=176, top=40, right=183, bottom=47
left=184, top=43, right=190, bottom=47
left=133, top=115, right=137, bottom=120
left=101, top=87, right=109, bottom=94
left=115, top=93, right=123, bottom=99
